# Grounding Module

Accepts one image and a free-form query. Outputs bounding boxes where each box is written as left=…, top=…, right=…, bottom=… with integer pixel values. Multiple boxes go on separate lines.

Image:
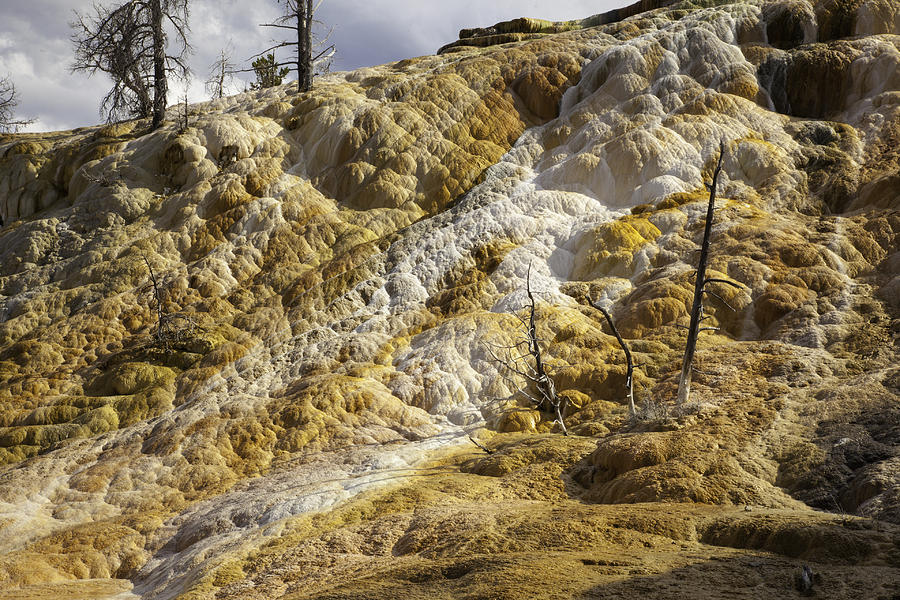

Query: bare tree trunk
left=591, top=300, right=636, bottom=416
left=72, top=0, right=189, bottom=124
left=525, top=278, right=549, bottom=409
left=129, top=63, right=153, bottom=116
left=0, top=76, right=34, bottom=132
left=677, top=142, right=726, bottom=405
left=142, top=253, right=166, bottom=344
left=254, top=0, right=330, bottom=93
left=297, top=0, right=313, bottom=93
left=150, top=0, right=167, bottom=128
left=524, top=269, right=567, bottom=435
left=485, top=265, right=567, bottom=436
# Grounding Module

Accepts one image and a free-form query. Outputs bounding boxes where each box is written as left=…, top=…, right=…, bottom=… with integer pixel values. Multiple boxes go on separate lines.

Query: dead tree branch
left=0, top=76, right=34, bottom=132
left=676, top=142, right=749, bottom=404
left=71, top=0, right=191, bottom=128
left=205, top=44, right=235, bottom=99
left=468, top=435, right=493, bottom=454
left=590, top=299, right=636, bottom=416
left=488, top=264, right=567, bottom=435
left=142, top=253, right=167, bottom=344
left=142, top=252, right=195, bottom=348
left=255, top=0, right=332, bottom=93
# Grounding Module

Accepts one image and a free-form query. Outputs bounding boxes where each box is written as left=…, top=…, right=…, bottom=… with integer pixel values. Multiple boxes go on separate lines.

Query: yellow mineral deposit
left=0, top=0, right=898, bottom=598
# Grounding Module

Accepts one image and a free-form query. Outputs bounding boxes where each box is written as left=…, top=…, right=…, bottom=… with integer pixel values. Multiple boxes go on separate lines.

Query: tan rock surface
left=0, top=0, right=898, bottom=598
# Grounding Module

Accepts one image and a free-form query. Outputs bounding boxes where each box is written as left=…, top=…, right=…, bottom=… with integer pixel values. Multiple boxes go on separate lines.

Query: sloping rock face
left=0, top=0, right=899, bottom=598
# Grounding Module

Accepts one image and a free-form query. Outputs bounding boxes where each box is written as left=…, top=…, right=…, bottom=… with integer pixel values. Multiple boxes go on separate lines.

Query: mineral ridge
left=0, top=0, right=898, bottom=598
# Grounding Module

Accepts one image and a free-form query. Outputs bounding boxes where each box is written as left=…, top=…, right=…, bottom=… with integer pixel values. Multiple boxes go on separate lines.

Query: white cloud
left=0, top=51, right=35, bottom=79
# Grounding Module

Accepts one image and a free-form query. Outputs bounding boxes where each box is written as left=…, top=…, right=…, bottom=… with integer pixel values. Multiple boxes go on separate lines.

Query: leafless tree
left=676, top=142, right=748, bottom=404
left=177, top=90, right=189, bottom=132
left=487, top=264, right=568, bottom=435
left=143, top=253, right=167, bottom=344
left=590, top=299, right=636, bottom=416
left=71, top=0, right=190, bottom=128
left=254, top=0, right=334, bottom=93
left=0, top=75, right=34, bottom=132
left=142, top=252, right=195, bottom=348
left=205, top=44, right=235, bottom=99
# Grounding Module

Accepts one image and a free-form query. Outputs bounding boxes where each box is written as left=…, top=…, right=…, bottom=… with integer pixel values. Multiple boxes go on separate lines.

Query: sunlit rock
left=0, top=0, right=898, bottom=597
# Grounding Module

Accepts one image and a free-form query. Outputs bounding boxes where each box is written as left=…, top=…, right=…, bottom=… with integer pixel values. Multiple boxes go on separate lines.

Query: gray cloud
left=1, top=0, right=619, bottom=132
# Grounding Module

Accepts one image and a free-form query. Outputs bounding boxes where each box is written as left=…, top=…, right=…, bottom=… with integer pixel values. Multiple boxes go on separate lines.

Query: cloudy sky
left=1, top=0, right=621, bottom=132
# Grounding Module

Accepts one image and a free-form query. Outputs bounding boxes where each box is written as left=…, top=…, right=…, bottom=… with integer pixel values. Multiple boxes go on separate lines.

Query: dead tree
left=142, top=253, right=167, bottom=344
left=253, top=0, right=334, bottom=93
left=0, top=75, right=34, bottom=132
left=590, top=299, right=636, bottom=416
left=205, top=44, right=235, bottom=99
left=142, top=253, right=194, bottom=348
left=676, top=142, right=747, bottom=404
left=177, top=90, right=189, bottom=132
left=487, top=265, right=568, bottom=435
left=71, top=0, right=190, bottom=128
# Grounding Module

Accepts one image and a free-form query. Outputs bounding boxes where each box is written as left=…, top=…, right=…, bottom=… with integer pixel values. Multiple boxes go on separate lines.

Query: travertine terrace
left=0, top=0, right=898, bottom=598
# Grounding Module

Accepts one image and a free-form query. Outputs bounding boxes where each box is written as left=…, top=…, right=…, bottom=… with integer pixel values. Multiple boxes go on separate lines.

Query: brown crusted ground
left=173, top=347, right=899, bottom=600
left=200, top=431, right=900, bottom=600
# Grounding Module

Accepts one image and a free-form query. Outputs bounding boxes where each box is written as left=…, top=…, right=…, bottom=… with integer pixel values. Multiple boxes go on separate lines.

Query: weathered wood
left=258, top=0, right=331, bottom=94
left=298, top=0, right=313, bottom=92
left=71, top=0, right=189, bottom=126
left=142, top=253, right=166, bottom=344
left=487, top=264, right=567, bottom=435
left=591, top=300, right=636, bottom=416
left=468, top=435, right=493, bottom=454
left=677, top=142, right=725, bottom=405
left=150, top=0, right=166, bottom=129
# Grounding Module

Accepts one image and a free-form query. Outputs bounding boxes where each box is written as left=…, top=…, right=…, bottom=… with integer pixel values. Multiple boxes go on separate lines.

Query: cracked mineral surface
left=1, top=0, right=899, bottom=598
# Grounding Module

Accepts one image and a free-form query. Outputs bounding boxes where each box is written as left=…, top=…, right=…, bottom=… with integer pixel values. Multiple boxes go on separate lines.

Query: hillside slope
left=0, top=0, right=898, bottom=598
